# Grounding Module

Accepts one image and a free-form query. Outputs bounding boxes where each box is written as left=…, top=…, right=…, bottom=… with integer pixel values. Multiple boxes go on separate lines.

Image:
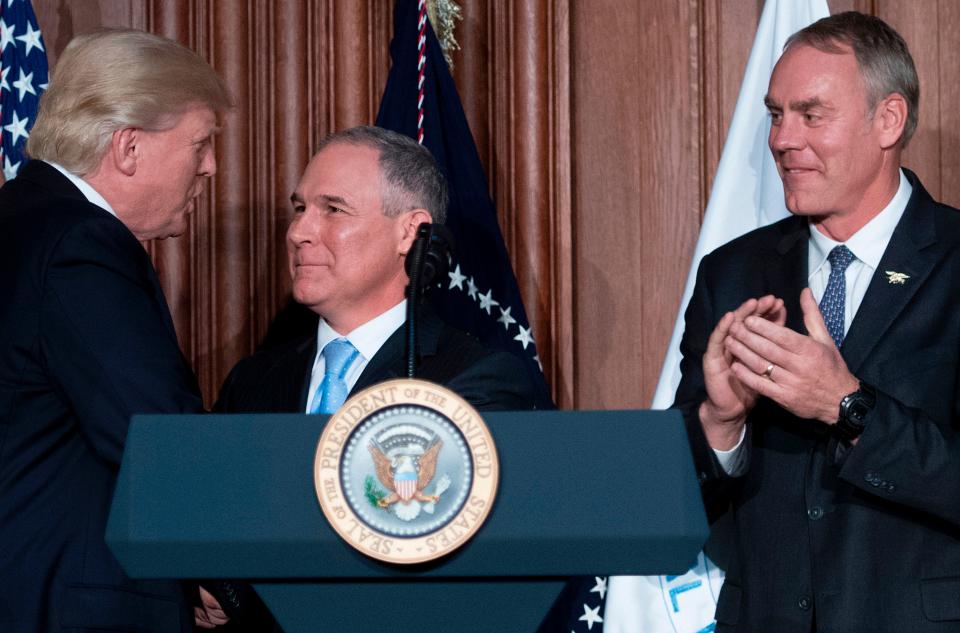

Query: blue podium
left=107, top=410, right=708, bottom=632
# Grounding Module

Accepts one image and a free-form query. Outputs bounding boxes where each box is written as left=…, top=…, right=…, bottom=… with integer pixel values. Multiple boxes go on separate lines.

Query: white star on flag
left=578, top=603, right=603, bottom=630
left=0, top=18, right=15, bottom=52
left=448, top=264, right=466, bottom=290
left=3, top=154, right=21, bottom=180
left=590, top=576, right=607, bottom=600
left=533, top=354, right=543, bottom=371
left=12, top=68, right=34, bottom=101
left=514, top=325, right=533, bottom=350
left=4, top=110, right=29, bottom=144
left=15, top=21, right=43, bottom=56
left=0, top=65, right=9, bottom=93
left=477, top=289, right=499, bottom=315
left=466, top=276, right=478, bottom=300
left=497, top=306, right=516, bottom=330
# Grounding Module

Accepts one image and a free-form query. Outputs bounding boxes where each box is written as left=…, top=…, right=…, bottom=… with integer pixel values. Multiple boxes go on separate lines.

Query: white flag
left=605, top=0, right=830, bottom=631
left=651, top=0, right=830, bottom=410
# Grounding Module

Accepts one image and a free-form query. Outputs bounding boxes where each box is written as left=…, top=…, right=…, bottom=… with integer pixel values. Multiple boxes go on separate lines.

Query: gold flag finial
left=426, top=0, right=463, bottom=70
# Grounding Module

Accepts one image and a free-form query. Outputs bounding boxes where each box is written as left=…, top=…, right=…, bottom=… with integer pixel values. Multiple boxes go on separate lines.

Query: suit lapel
left=351, top=324, right=404, bottom=394
left=841, top=176, right=940, bottom=374
left=349, top=310, right=444, bottom=394
left=143, top=263, right=180, bottom=343
left=294, top=337, right=318, bottom=411
left=764, top=216, right=809, bottom=334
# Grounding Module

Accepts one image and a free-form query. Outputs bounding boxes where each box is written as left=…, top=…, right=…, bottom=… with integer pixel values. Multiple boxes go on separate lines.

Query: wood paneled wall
left=29, top=0, right=960, bottom=410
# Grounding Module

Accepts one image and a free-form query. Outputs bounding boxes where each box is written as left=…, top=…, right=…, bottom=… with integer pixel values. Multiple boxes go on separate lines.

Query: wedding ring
left=763, top=363, right=775, bottom=378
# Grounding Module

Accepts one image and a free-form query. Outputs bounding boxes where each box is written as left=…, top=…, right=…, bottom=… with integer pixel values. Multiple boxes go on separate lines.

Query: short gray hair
left=785, top=11, right=919, bottom=147
left=27, top=29, right=233, bottom=175
left=318, top=126, right=448, bottom=224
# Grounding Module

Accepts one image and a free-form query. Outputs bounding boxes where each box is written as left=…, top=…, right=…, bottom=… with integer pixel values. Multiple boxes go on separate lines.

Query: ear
left=108, top=127, right=140, bottom=177
left=397, top=208, right=433, bottom=255
left=875, top=93, right=909, bottom=149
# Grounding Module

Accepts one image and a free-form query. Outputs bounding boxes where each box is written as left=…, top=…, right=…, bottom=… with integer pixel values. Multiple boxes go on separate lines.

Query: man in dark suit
left=678, top=12, right=960, bottom=632
left=218, top=125, right=535, bottom=417
left=0, top=30, right=233, bottom=632
left=212, top=126, right=535, bottom=631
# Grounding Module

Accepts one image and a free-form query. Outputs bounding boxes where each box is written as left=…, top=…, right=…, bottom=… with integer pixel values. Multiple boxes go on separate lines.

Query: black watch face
left=848, top=399, right=870, bottom=423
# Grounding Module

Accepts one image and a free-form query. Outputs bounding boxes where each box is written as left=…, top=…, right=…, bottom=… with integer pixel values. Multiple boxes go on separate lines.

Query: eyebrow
left=289, top=193, right=352, bottom=208
left=764, top=95, right=829, bottom=112
left=192, top=127, right=222, bottom=143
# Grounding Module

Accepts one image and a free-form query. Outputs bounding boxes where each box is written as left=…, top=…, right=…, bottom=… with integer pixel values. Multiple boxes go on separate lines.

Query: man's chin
left=291, top=287, right=327, bottom=311
left=154, top=216, right=190, bottom=240
left=784, top=193, right=820, bottom=217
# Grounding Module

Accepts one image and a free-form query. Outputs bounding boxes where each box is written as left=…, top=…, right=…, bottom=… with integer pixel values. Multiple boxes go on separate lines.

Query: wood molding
left=548, top=0, right=574, bottom=408
left=480, top=0, right=572, bottom=407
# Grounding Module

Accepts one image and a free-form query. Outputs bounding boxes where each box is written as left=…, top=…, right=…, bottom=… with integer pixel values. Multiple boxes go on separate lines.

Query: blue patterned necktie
left=309, top=338, right=359, bottom=414
left=819, top=245, right=855, bottom=348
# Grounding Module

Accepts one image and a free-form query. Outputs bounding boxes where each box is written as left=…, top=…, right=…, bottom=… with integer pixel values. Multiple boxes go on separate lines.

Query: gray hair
left=318, top=126, right=448, bottom=224
left=27, top=29, right=233, bottom=175
left=785, top=11, right=919, bottom=147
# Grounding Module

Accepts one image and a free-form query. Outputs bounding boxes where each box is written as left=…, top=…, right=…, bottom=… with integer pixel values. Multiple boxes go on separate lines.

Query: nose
left=769, top=114, right=804, bottom=153
left=200, top=147, right=217, bottom=177
left=286, top=208, right=320, bottom=247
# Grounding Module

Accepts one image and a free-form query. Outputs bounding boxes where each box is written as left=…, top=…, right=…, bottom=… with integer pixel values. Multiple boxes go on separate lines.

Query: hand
left=195, top=586, right=230, bottom=629
left=725, top=288, right=859, bottom=423
left=700, top=295, right=786, bottom=449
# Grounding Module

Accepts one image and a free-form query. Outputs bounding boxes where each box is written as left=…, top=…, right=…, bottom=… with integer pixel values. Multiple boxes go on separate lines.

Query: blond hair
left=27, top=29, right=233, bottom=175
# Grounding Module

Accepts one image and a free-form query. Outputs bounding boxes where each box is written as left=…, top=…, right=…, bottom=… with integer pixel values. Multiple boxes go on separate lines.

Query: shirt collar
left=47, top=161, right=118, bottom=218
left=315, top=300, right=407, bottom=361
left=808, top=168, right=912, bottom=273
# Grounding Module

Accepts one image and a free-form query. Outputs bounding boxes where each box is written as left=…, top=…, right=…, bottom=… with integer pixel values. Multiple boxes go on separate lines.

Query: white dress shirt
left=715, top=169, right=912, bottom=474
left=303, top=300, right=407, bottom=413
left=48, top=161, right=118, bottom=217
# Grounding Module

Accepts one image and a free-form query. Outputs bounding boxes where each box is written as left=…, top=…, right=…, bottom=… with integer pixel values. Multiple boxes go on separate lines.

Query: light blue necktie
left=309, top=338, right=359, bottom=414
left=819, top=245, right=855, bottom=348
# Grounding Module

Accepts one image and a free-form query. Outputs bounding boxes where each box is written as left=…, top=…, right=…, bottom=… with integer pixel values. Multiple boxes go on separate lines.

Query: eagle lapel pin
left=885, top=271, right=910, bottom=285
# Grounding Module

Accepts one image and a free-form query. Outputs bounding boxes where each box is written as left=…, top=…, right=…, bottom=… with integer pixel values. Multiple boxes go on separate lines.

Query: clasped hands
left=699, top=288, right=859, bottom=450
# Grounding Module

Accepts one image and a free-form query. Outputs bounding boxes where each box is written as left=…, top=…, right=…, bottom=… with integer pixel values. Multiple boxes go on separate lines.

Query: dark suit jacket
left=0, top=161, right=203, bottom=633
left=216, top=309, right=538, bottom=414
left=677, top=170, right=960, bottom=633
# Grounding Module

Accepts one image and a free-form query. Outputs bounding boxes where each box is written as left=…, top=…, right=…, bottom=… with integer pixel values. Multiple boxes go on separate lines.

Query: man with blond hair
left=0, top=29, right=232, bottom=632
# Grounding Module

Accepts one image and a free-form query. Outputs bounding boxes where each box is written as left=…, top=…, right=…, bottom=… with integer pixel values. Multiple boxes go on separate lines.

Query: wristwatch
left=835, top=381, right=876, bottom=442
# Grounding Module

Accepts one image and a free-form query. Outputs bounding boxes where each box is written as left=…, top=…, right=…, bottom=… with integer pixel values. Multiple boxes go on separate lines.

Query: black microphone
left=404, top=223, right=455, bottom=378
left=404, top=223, right=454, bottom=290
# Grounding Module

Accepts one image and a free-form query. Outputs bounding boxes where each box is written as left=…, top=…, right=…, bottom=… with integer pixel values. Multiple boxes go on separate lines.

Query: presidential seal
left=313, top=378, right=499, bottom=564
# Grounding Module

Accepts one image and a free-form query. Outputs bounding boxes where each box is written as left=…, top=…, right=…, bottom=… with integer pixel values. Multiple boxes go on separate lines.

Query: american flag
left=0, top=0, right=47, bottom=181
left=375, top=0, right=553, bottom=409
left=536, top=575, right=608, bottom=632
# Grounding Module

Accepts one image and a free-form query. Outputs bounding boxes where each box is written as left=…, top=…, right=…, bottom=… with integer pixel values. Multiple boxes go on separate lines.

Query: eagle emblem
left=314, top=379, right=499, bottom=564
left=367, top=434, right=450, bottom=521
left=885, top=270, right=910, bottom=285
